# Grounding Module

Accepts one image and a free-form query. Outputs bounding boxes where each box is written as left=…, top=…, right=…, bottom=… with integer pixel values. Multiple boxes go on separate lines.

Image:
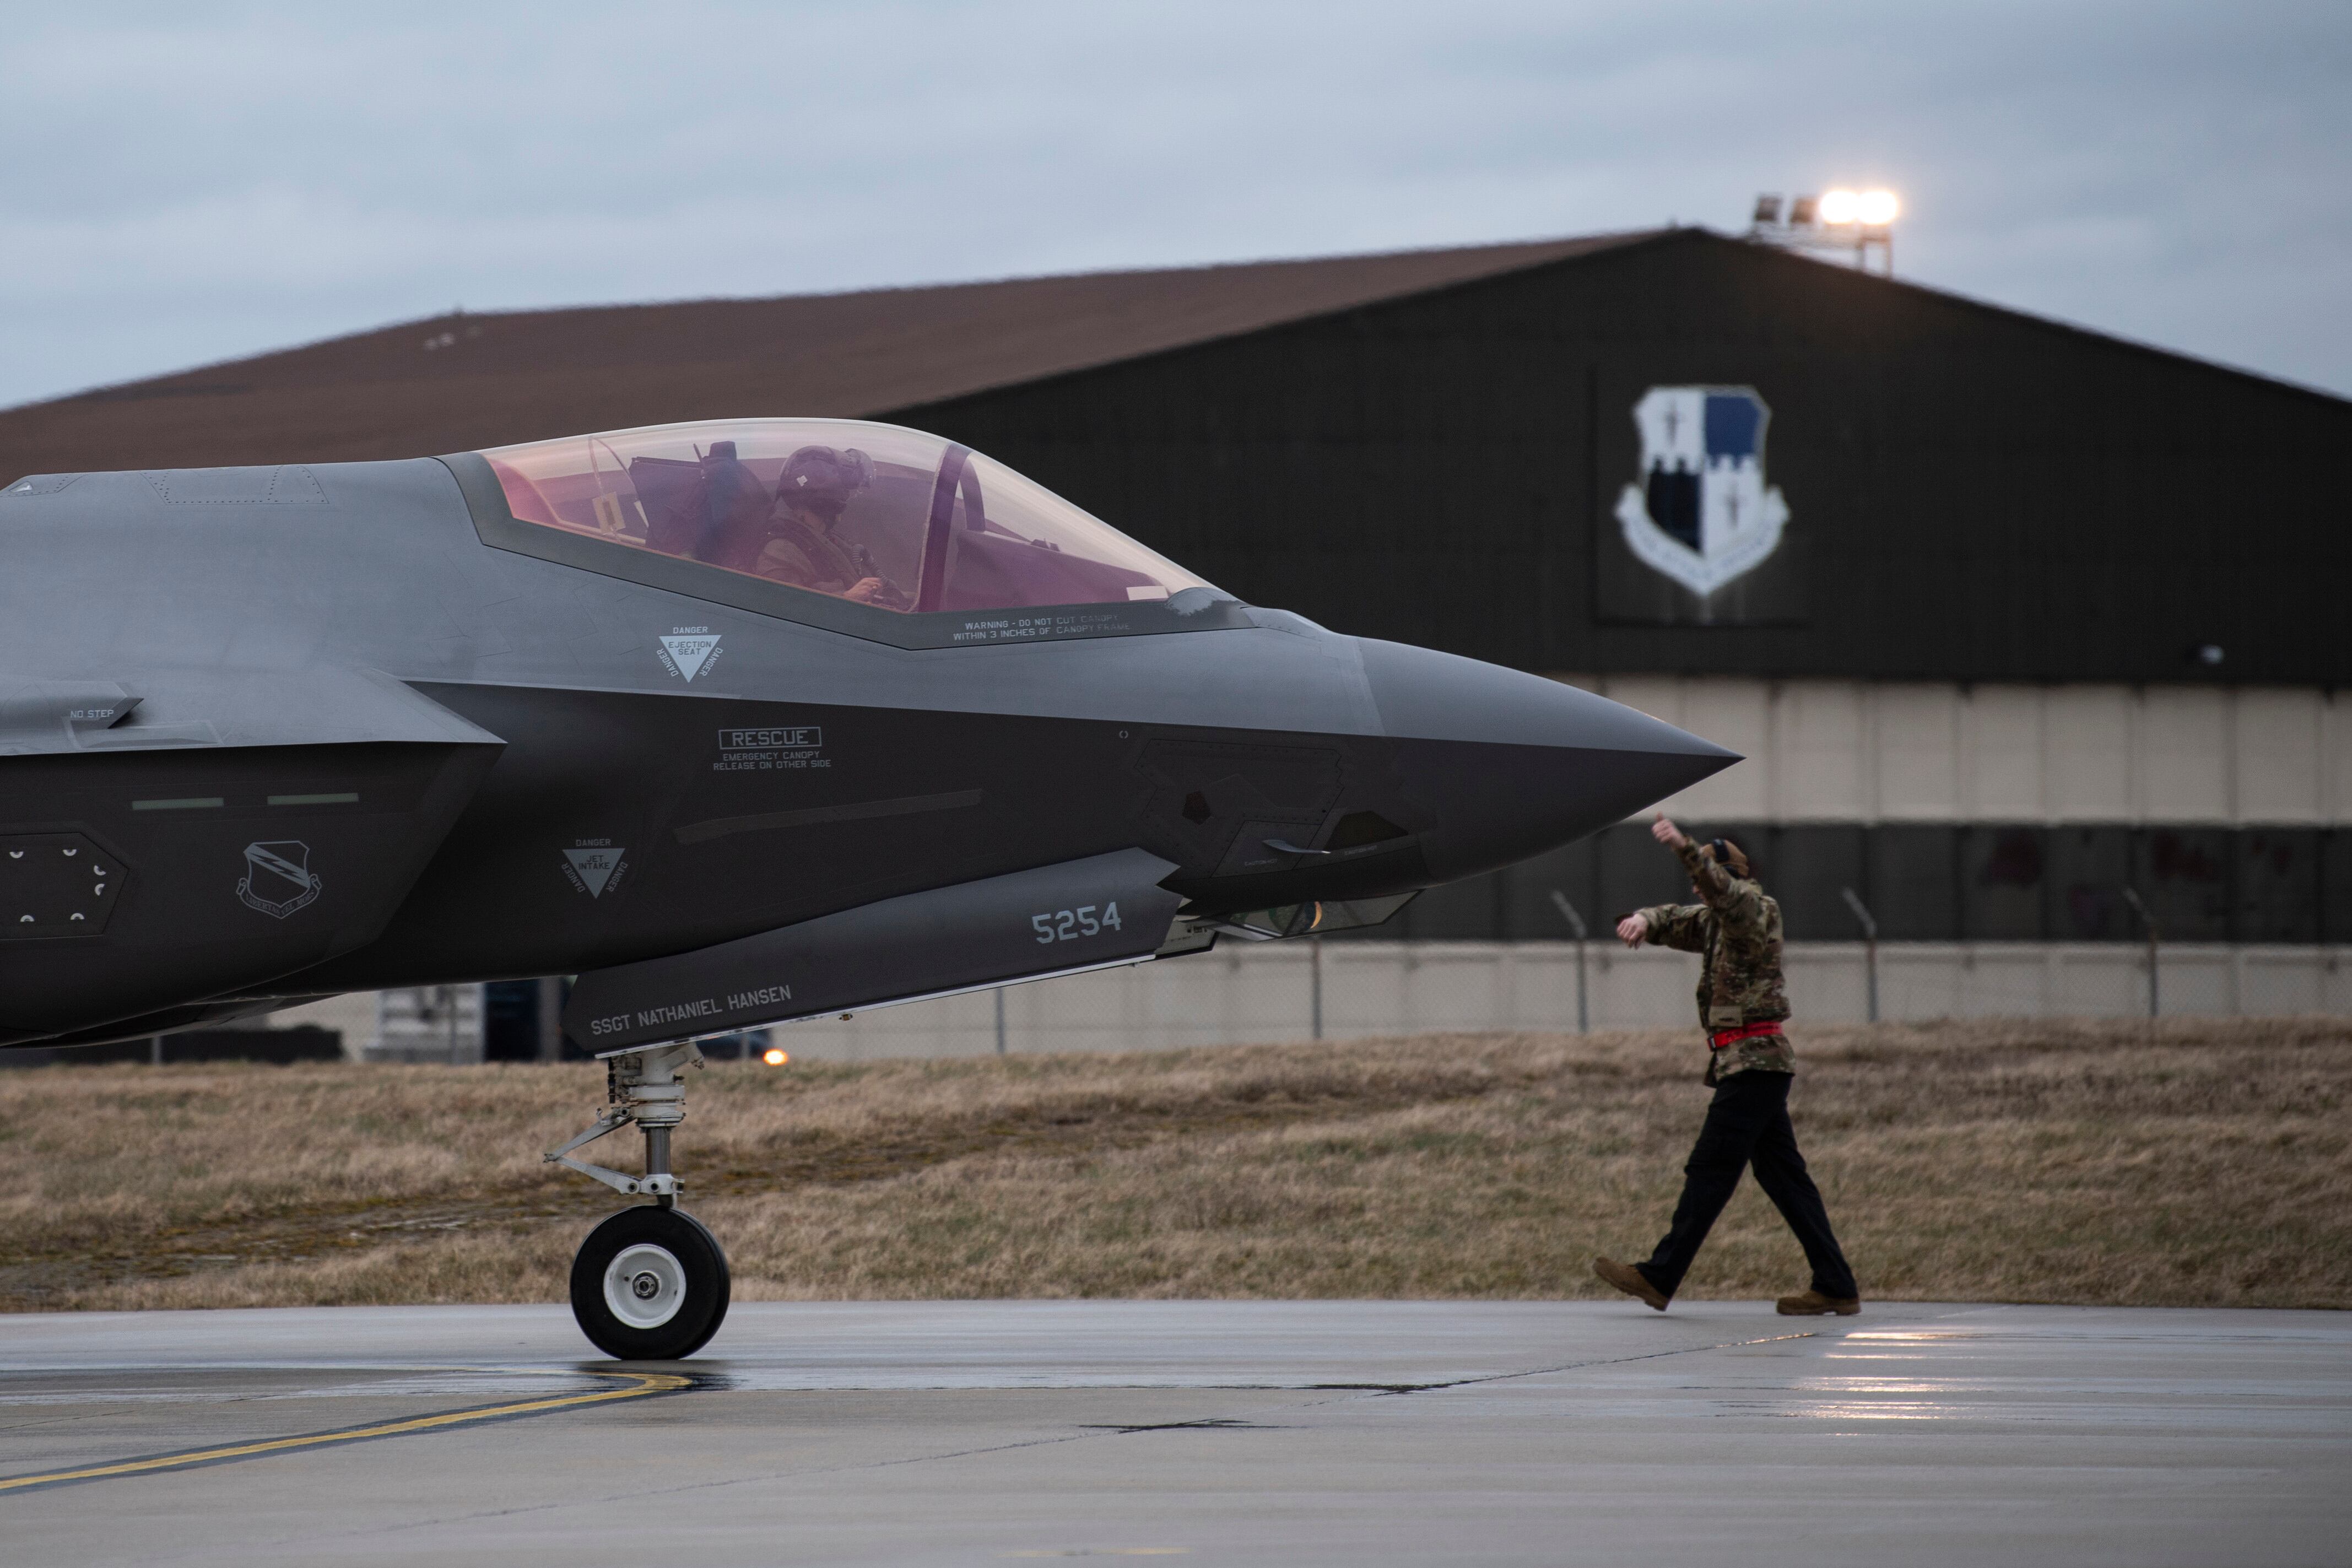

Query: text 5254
left=1031, top=903, right=1123, bottom=943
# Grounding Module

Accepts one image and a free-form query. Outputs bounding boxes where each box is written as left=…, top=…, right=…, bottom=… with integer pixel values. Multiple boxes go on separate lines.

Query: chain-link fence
left=261, top=937, right=2352, bottom=1065
left=772, top=938, right=2352, bottom=1061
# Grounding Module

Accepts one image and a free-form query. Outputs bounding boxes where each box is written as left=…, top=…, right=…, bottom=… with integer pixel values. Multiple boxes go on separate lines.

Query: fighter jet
left=0, top=417, right=1733, bottom=1356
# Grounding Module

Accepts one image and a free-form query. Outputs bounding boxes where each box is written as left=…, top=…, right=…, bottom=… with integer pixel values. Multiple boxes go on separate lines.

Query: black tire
left=569, top=1206, right=731, bottom=1360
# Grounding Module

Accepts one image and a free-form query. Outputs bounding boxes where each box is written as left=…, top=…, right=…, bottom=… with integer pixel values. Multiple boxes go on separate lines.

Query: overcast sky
left=3, top=1, right=2346, bottom=408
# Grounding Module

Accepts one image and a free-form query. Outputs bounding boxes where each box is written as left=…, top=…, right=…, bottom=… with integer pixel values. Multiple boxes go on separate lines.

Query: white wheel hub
left=604, top=1242, right=687, bottom=1329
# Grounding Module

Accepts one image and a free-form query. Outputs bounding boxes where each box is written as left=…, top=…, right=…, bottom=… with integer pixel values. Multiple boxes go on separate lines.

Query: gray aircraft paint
left=0, top=442, right=1734, bottom=1051
left=566, top=848, right=1184, bottom=1051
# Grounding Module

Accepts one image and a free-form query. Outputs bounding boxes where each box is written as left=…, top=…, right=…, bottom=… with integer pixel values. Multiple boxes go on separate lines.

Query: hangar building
left=9, top=227, right=2348, bottom=1052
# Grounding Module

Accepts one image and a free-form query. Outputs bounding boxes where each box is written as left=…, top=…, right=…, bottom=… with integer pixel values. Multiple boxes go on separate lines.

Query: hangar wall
left=892, top=231, right=2352, bottom=688
left=874, top=233, right=2352, bottom=1039
left=1377, top=678, right=2352, bottom=949
left=1597, top=677, right=2352, bottom=824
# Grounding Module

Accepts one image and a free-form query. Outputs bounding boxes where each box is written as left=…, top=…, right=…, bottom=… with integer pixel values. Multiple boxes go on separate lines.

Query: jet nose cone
left=1356, top=639, right=1738, bottom=881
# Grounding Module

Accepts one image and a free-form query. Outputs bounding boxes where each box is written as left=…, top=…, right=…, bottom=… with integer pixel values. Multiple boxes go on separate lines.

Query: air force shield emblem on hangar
left=1614, top=386, right=1789, bottom=597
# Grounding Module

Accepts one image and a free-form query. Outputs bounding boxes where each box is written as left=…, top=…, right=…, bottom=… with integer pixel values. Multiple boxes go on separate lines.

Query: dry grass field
left=0, top=1017, right=2345, bottom=1313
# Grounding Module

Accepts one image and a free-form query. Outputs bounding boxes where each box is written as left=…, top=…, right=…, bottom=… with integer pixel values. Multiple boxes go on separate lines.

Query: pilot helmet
left=777, top=446, right=874, bottom=519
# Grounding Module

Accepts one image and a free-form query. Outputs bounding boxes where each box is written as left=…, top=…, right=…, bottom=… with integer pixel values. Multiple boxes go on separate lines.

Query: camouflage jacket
left=1637, top=837, right=1795, bottom=1082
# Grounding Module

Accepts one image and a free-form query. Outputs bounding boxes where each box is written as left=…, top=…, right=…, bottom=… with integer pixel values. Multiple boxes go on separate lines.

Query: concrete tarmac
left=0, top=1299, right=2344, bottom=1566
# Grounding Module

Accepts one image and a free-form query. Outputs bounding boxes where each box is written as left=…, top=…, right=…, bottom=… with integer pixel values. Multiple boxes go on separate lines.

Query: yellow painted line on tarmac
left=0, top=1367, right=693, bottom=1494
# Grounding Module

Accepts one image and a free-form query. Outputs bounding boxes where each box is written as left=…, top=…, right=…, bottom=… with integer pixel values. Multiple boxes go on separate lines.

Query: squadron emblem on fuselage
left=236, top=840, right=322, bottom=919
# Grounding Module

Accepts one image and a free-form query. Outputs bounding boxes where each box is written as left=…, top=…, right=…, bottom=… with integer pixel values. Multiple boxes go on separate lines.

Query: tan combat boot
left=1593, top=1256, right=1669, bottom=1311
left=1776, top=1289, right=1861, bottom=1316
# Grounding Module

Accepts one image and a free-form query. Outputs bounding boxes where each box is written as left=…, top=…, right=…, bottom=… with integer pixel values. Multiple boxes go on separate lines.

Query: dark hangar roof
left=0, top=231, right=1650, bottom=478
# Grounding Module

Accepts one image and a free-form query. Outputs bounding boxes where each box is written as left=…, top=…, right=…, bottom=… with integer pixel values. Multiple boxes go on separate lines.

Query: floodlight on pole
left=1747, top=186, right=1900, bottom=277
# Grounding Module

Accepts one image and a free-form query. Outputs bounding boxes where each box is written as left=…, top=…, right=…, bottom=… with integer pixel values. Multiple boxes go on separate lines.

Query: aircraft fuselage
left=0, top=427, right=1732, bottom=1051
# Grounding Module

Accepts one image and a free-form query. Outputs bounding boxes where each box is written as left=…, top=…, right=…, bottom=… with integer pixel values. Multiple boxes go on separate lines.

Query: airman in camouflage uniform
left=1592, top=815, right=1860, bottom=1317
left=1635, top=832, right=1796, bottom=1084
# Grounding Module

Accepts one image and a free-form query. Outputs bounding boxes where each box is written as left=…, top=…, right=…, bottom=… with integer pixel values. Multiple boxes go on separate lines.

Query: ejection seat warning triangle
left=658, top=632, right=721, bottom=683
left=563, top=845, right=627, bottom=899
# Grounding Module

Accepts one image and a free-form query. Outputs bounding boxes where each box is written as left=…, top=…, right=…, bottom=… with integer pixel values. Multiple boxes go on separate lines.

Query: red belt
left=1709, top=1021, right=1785, bottom=1051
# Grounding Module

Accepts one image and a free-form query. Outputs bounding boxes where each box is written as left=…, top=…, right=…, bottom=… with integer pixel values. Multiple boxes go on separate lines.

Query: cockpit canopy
left=480, top=419, right=1214, bottom=618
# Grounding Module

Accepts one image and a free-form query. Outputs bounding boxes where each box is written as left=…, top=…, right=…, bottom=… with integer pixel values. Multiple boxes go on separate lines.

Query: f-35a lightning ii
left=0, top=417, right=1732, bottom=1356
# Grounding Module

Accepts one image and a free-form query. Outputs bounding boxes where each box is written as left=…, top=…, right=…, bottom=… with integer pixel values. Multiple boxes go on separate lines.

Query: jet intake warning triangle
left=564, top=846, right=625, bottom=898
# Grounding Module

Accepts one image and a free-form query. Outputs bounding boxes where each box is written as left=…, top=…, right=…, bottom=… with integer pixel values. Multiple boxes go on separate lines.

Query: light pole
left=537, top=975, right=565, bottom=1062
left=1310, top=934, right=1323, bottom=1041
left=1840, top=887, right=1880, bottom=1024
left=1549, top=890, right=1589, bottom=1035
left=2121, top=888, right=2160, bottom=1020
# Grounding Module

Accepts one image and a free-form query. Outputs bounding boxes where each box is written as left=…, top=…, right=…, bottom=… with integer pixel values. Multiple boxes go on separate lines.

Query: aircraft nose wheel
left=570, top=1206, right=731, bottom=1360
left=544, top=1040, right=731, bottom=1359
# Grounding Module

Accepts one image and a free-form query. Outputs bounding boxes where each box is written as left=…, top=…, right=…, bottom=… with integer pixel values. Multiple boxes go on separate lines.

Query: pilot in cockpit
left=753, top=446, right=908, bottom=608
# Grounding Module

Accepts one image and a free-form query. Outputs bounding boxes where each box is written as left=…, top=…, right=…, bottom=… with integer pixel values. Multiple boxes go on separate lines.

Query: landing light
left=763, top=1047, right=789, bottom=1067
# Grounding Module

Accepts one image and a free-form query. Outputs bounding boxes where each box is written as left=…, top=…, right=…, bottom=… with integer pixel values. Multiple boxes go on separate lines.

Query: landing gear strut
left=544, top=1042, right=731, bottom=1359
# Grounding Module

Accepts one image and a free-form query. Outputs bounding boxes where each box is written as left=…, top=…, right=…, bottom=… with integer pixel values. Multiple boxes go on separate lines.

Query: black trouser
left=1638, top=1069, right=1857, bottom=1300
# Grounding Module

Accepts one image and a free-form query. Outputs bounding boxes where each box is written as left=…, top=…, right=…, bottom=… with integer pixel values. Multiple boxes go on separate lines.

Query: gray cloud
left=2, top=0, right=2345, bottom=406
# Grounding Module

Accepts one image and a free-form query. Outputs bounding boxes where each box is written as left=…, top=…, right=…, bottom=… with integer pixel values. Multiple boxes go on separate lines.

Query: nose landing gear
left=544, top=1042, right=731, bottom=1359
